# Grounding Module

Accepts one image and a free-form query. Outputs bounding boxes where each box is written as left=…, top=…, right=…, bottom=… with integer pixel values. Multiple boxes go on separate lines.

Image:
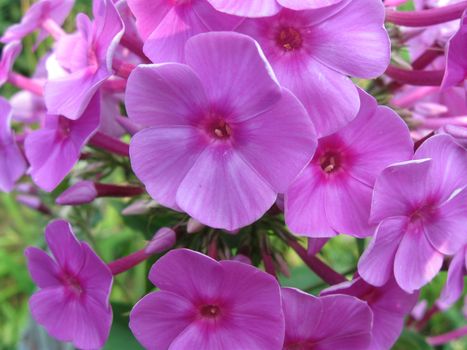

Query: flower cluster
left=1, top=0, right=467, bottom=349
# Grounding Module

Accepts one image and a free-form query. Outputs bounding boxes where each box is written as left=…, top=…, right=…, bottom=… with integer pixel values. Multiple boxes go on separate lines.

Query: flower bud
left=56, top=181, right=97, bottom=205
left=145, top=227, right=176, bottom=255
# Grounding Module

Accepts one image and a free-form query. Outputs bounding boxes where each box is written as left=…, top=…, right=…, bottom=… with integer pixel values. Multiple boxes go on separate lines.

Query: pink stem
left=412, top=47, right=444, bottom=70
left=108, top=249, right=149, bottom=275
left=7, top=72, right=43, bottom=96
left=112, top=59, right=136, bottom=79
left=415, top=304, right=439, bottom=330
left=427, top=326, right=467, bottom=345
left=386, top=2, right=467, bottom=26
left=385, top=65, right=444, bottom=86
left=89, top=132, right=130, bottom=156
left=288, top=240, right=347, bottom=285
left=95, top=183, right=144, bottom=198
left=41, top=19, right=66, bottom=40
left=420, top=115, right=467, bottom=129
left=391, top=86, right=439, bottom=108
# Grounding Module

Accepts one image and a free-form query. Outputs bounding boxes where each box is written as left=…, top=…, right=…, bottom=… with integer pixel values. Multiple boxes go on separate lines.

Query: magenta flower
left=0, top=0, right=74, bottom=45
left=44, top=0, right=124, bottom=120
left=24, top=95, right=100, bottom=192
left=281, top=287, right=373, bottom=349
left=25, top=220, right=113, bottom=349
left=130, top=249, right=285, bottom=349
left=358, top=134, right=467, bottom=292
left=436, top=245, right=467, bottom=310
left=442, top=9, right=466, bottom=93
left=127, top=32, right=316, bottom=230
left=322, top=277, right=419, bottom=350
left=207, top=0, right=345, bottom=17
left=238, top=0, right=390, bottom=136
left=0, top=41, right=22, bottom=87
left=0, top=97, right=27, bottom=192
left=127, top=0, right=242, bottom=63
left=285, top=89, right=413, bottom=238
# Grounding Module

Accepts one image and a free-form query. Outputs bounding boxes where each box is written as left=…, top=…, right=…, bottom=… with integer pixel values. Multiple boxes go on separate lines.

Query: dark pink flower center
left=319, top=152, right=341, bottom=174
left=61, top=273, right=84, bottom=296
left=410, top=202, right=437, bottom=224
left=208, top=119, right=232, bottom=140
left=285, top=340, right=316, bottom=350
left=57, top=117, right=72, bottom=139
left=200, top=304, right=221, bottom=319
left=276, top=27, right=303, bottom=52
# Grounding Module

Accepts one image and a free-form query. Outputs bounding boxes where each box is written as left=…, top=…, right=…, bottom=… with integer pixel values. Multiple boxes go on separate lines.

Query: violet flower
left=24, top=95, right=100, bottom=192
left=359, top=134, right=467, bottom=292
left=0, top=0, right=74, bottom=46
left=322, top=277, right=419, bottom=350
left=0, top=97, right=27, bottom=192
left=285, top=89, right=413, bottom=238
left=25, top=220, right=113, bottom=349
left=126, top=0, right=242, bottom=63
left=238, top=0, right=390, bottom=136
left=129, top=249, right=285, bottom=349
left=127, top=32, right=316, bottom=230
left=282, top=287, right=373, bottom=349
left=44, top=0, right=124, bottom=119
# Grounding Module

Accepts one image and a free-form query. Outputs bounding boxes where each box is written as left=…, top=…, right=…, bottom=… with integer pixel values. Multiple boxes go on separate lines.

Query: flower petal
left=394, top=224, right=444, bottom=293
left=185, top=32, right=282, bottom=123
left=149, top=249, right=223, bottom=302
left=206, top=0, right=281, bottom=17
left=176, top=145, right=277, bottom=230
left=308, top=0, right=389, bottom=78
left=285, top=164, right=335, bottom=237
left=358, top=217, right=408, bottom=287
left=278, top=0, right=346, bottom=10
left=24, top=247, right=60, bottom=288
left=437, top=247, right=466, bottom=310
left=130, top=126, right=207, bottom=210
left=234, top=89, right=317, bottom=193
left=126, top=63, right=209, bottom=127
left=129, top=291, right=195, bottom=350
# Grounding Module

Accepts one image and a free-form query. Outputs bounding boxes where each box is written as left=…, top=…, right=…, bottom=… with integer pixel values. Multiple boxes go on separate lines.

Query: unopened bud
left=145, top=227, right=176, bottom=255
left=56, top=181, right=97, bottom=205
left=187, top=218, right=205, bottom=234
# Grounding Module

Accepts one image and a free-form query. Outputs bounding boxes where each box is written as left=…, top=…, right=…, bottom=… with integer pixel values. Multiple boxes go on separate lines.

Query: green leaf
left=393, top=330, right=434, bottom=350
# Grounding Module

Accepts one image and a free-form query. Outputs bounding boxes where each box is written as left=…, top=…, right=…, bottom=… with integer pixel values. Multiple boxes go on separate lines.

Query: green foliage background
left=0, top=1, right=465, bottom=349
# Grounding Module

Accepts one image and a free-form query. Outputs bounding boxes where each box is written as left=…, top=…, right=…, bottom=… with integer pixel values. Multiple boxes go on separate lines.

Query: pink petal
left=126, top=63, right=209, bottom=127
left=278, top=0, right=346, bottom=10
left=424, top=187, right=467, bottom=255
left=149, top=249, right=223, bottom=302
left=437, top=247, right=466, bottom=310
left=358, top=217, right=408, bottom=287
left=394, top=224, right=444, bottom=293
left=313, top=295, right=372, bottom=350
left=370, top=309, right=406, bottom=350
left=126, top=0, right=172, bottom=40
left=44, top=67, right=109, bottom=120
left=206, top=0, right=281, bottom=17
left=0, top=41, right=22, bottom=86
left=44, top=220, right=85, bottom=275
left=129, top=126, right=207, bottom=210
left=282, top=288, right=324, bottom=344
left=185, top=32, right=282, bottom=123
left=285, top=165, right=335, bottom=237
left=307, top=0, right=389, bottom=78
left=325, top=175, right=374, bottom=238
left=274, top=58, right=360, bottom=137
left=234, top=89, right=317, bottom=192
left=340, top=90, right=413, bottom=186
left=30, top=287, right=112, bottom=349
left=442, top=10, right=467, bottom=89
left=129, top=291, right=195, bottom=350
left=176, top=145, right=277, bottom=230
left=414, top=134, right=467, bottom=204
left=24, top=247, right=60, bottom=288
left=370, top=159, right=432, bottom=224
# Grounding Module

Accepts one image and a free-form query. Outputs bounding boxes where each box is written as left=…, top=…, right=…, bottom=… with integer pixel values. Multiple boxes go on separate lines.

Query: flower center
left=410, top=203, right=437, bottom=224
left=200, top=304, right=221, bottom=318
left=285, top=340, right=316, bottom=350
left=211, top=120, right=232, bottom=139
left=57, top=117, right=72, bottom=139
left=276, top=27, right=303, bottom=52
left=61, top=274, right=83, bottom=296
left=319, top=152, right=341, bottom=174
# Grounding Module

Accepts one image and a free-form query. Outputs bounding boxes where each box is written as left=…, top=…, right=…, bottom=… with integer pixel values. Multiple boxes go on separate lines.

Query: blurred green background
left=0, top=0, right=466, bottom=349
